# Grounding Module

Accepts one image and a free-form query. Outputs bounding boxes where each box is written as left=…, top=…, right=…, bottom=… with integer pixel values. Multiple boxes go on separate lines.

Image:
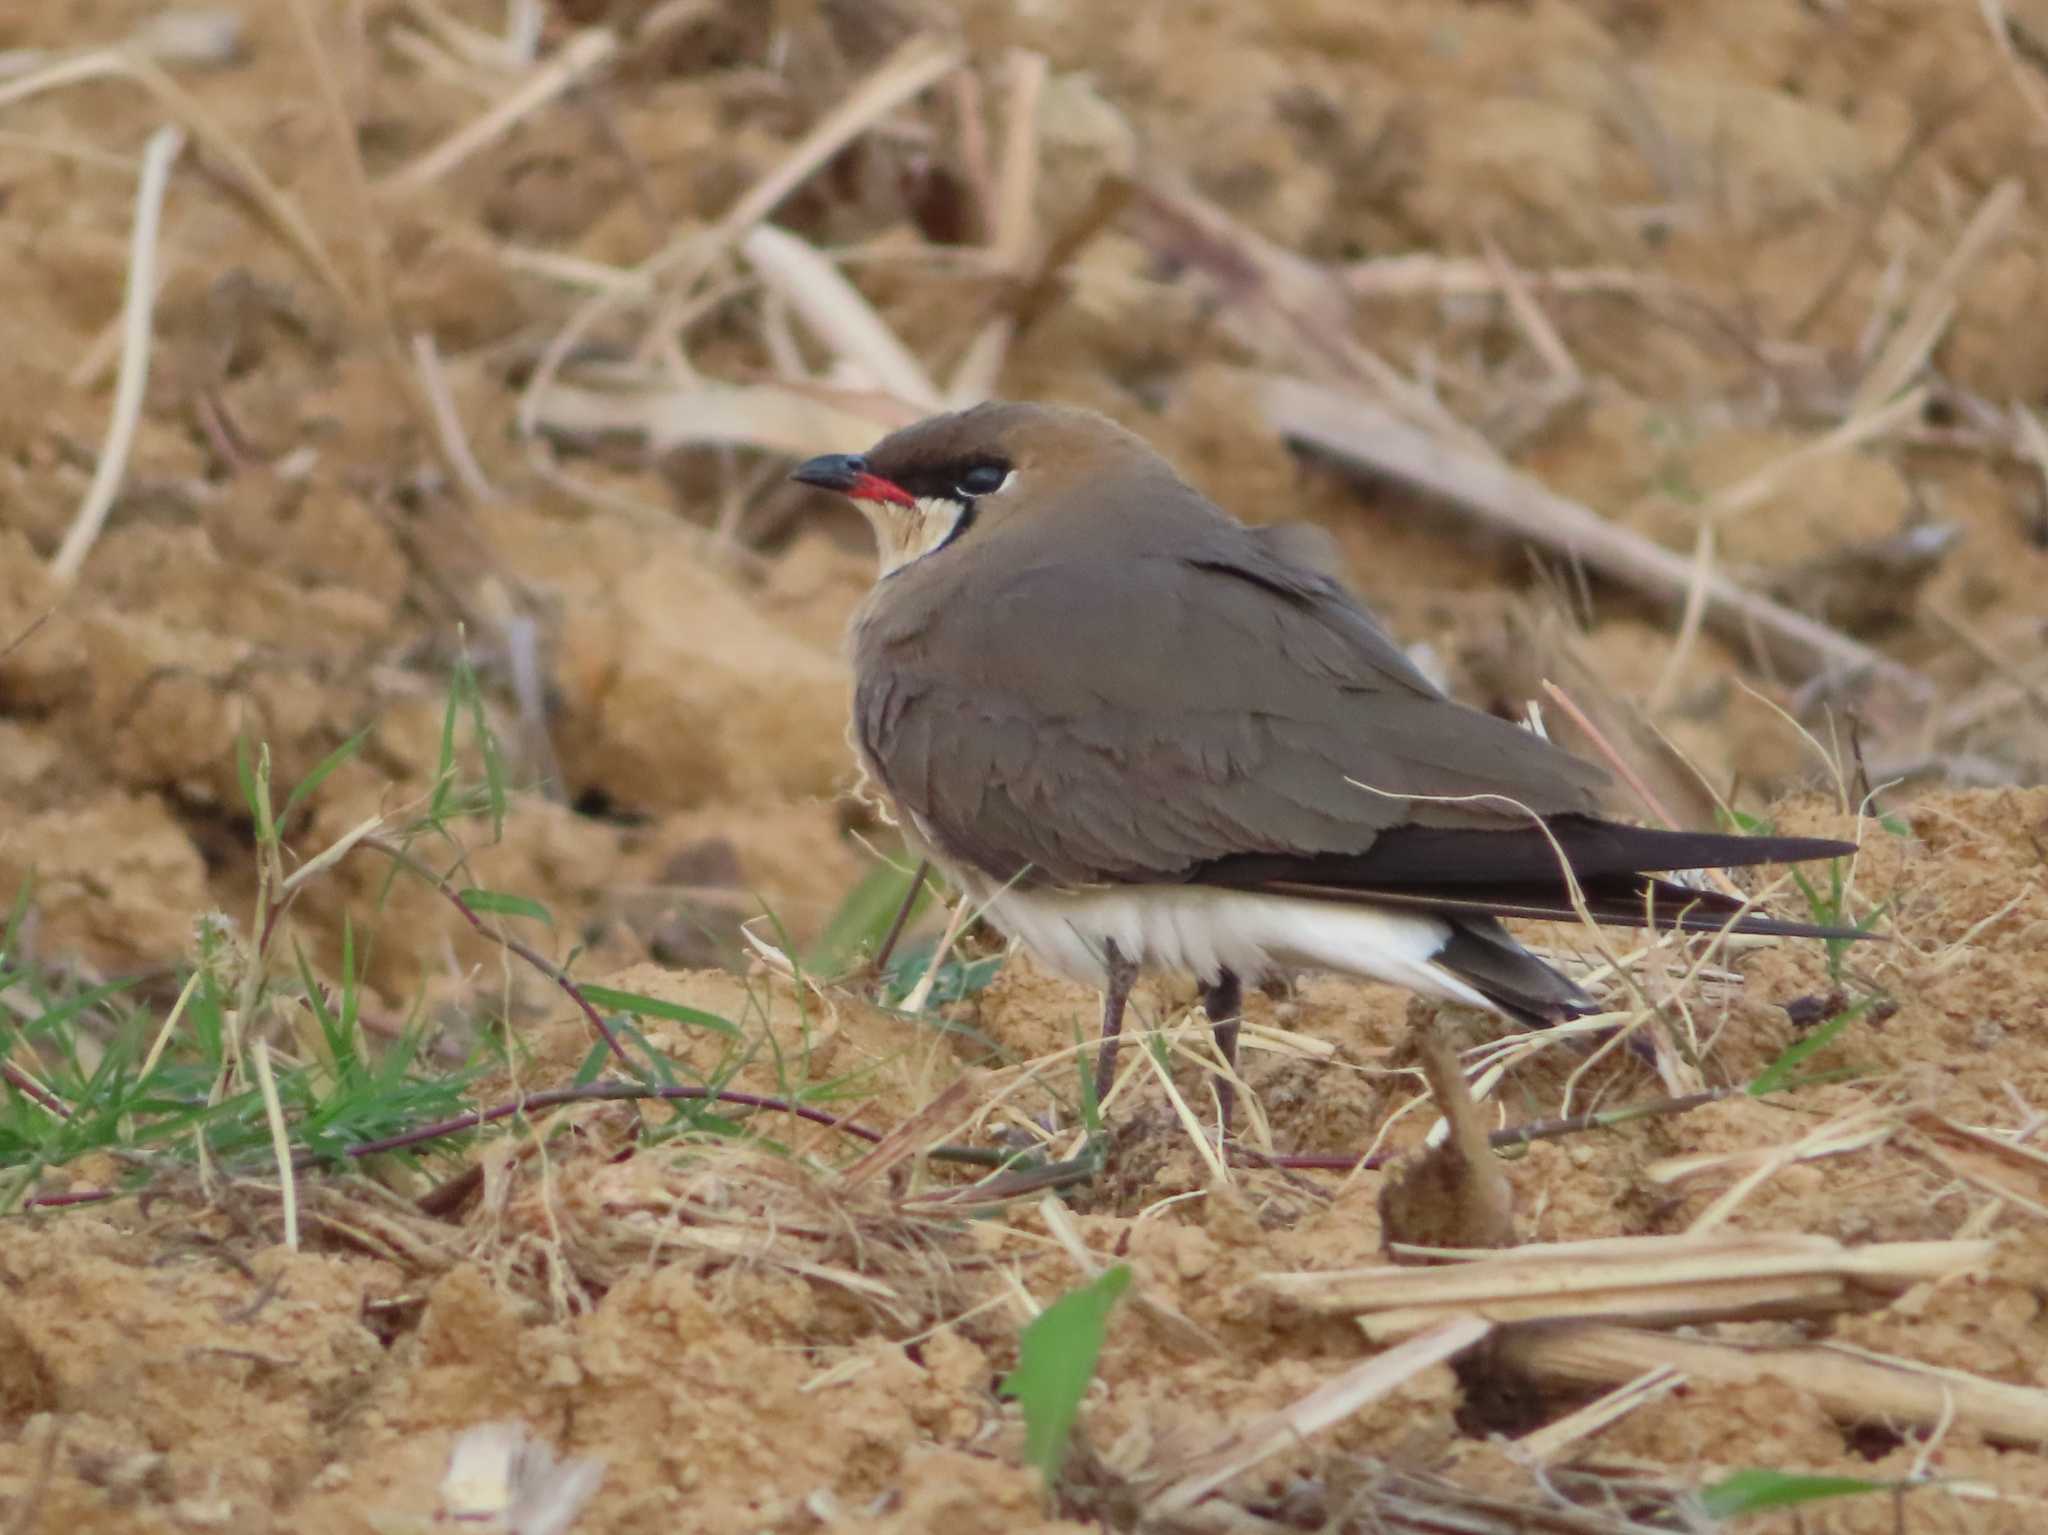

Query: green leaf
left=456, top=889, right=553, bottom=924
left=236, top=733, right=276, bottom=844
left=1698, top=1468, right=1887, bottom=1519
left=1878, top=812, right=1910, bottom=837
left=1749, top=997, right=1876, bottom=1097
left=278, top=727, right=371, bottom=834
left=572, top=1039, right=610, bottom=1087
left=999, top=1264, right=1131, bottom=1482
left=579, top=984, right=739, bottom=1038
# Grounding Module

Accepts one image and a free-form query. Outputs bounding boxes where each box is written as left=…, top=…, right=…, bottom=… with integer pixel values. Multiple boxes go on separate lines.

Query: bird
left=792, top=401, right=1863, bottom=1123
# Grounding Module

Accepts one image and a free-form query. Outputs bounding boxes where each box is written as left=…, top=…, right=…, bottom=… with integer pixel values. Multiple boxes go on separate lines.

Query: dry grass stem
left=1480, top=235, right=1581, bottom=388
left=742, top=224, right=942, bottom=407
left=1706, top=384, right=1928, bottom=523
left=1513, top=1366, right=1684, bottom=1464
left=50, top=123, right=183, bottom=586
left=0, top=50, right=354, bottom=310
left=1260, top=1229, right=1991, bottom=1340
left=250, top=1040, right=299, bottom=1252
left=380, top=28, right=618, bottom=197
left=1145, top=1316, right=1493, bottom=1515
left=1135, top=180, right=1494, bottom=459
left=1499, top=1322, right=2048, bottom=1448
left=518, top=33, right=959, bottom=437
left=412, top=333, right=498, bottom=502
left=1852, top=178, right=2022, bottom=415
left=1903, top=1109, right=2048, bottom=1220
left=1254, top=370, right=1928, bottom=695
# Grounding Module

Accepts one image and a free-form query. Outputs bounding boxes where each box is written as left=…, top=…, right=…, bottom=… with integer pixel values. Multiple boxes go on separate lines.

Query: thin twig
left=378, top=27, right=618, bottom=196
left=50, top=124, right=183, bottom=585
left=0, top=1061, right=70, bottom=1119
left=871, top=858, right=931, bottom=979
left=411, top=333, right=498, bottom=501
left=1254, top=371, right=1930, bottom=697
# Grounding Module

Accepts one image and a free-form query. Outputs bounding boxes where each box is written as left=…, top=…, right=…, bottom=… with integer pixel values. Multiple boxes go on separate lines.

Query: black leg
left=1201, top=968, right=1244, bottom=1126
left=1091, top=940, right=1139, bottom=1108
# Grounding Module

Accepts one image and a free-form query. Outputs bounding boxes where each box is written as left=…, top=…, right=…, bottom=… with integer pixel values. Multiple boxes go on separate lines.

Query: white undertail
left=975, top=883, right=1498, bottom=1015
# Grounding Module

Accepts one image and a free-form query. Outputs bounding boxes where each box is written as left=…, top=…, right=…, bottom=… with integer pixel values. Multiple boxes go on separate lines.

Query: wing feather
left=851, top=514, right=1607, bottom=888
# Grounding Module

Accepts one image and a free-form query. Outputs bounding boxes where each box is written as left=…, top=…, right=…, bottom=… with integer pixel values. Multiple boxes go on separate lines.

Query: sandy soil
left=5, top=1, right=2048, bottom=1531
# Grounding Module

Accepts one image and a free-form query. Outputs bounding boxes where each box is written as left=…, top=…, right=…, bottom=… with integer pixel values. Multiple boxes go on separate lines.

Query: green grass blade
left=999, top=1263, right=1131, bottom=1482
left=1749, top=997, right=1875, bottom=1097
left=279, top=726, right=371, bottom=833
left=579, top=984, right=738, bottom=1038
left=457, top=888, right=553, bottom=924
left=1698, top=1468, right=1887, bottom=1519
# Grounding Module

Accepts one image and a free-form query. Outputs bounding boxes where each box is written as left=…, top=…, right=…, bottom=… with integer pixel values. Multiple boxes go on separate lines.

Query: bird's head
left=789, top=400, right=1164, bottom=576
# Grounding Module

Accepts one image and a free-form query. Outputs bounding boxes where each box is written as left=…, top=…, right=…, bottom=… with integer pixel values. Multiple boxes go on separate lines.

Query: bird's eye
left=956, top=464, right=1010, bottom=497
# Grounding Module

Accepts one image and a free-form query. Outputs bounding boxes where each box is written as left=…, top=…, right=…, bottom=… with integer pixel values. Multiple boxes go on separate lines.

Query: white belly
left=976, top=882, right=1494, bottom=1013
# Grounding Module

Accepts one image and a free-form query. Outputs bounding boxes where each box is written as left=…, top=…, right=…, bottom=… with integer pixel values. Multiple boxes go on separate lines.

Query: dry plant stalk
left=500, top=1132, right=971, bottom=1329
left=1902, top=1108, right=2048, bottom=1220
left=1498, top=1322, right=2048, bottom=1448
left=1251, top=370, right=1928, bottom=696
left=1143, top=1315, right=1492, bottom=1516
left=1259, top=1229, right=1994, bottom=1342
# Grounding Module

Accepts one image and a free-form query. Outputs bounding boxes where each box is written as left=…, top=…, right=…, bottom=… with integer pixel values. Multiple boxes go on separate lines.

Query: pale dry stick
left=411, top=333, right=498, bottom=502
left=1705, top=384, right=1930, bottom=523
left=1480, top=234, right=1581, bottom=388
left=947, top=50, right=1046, bottom=406
left=0, top=128, right=141, bottom=173
left=1646, top=521, right=1715, bottom=715
left=0, top=51, right=355, bottom=314
left=1979, top=0, right=2048, bottom=138
left=945, top=66, right=992, bottom=237
left=898, top=896, right=973, bottom=1014
left=1254, top=371, right=1929, bottom=697
left=1500, top=1324, right=2048, bottom=1450
left=516, top=33, right=959, bottom=438
left=1910, top=887, right=2033, bottom=982
left=1145, top=1317, right=1493, bottom=1516
left=66, top=245, right=178, bottom=392
left=1732, top=677, right=1853, bottom=818
left=1851, top=179, right=2023, bottom=416
left=478, top=241, right=643, bottom=294
left=2011, top=398, right=2048, bottom=505
left=741, top=225, right=943, bottom=408
left=250, top=1041, right=300, bottom=1251
left=384, top=23, right=499, bottom=96
left=399, top=0, right=526, bottom=72
left=1927, top=601, right=2048, bottom=720
left=626, top=35, right=961, bottom=368
left=1136, top=181, right=1495, bottom=462
left=1687, top=1105, right=1898, bottom=1234
left=1513, top=1367, right=1684, bottom=1465
left=50, top=124, right=183, bottom=586
left=1035, top=1193, right=1220, bottom=1354
left=531, top=379, right=918, bottom=460
left=988, top=50, right=1047, bottom=273
left=1345, top=253, right=1687, bottom=301
left=758, top=288, right=808, bottom=382
left=378, top=29, right=619, bottom=196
